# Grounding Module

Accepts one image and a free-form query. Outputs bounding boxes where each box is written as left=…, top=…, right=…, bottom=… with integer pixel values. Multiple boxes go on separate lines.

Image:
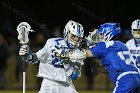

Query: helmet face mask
left=67, top=32, right=83, bottom=45
left=131, top=19, right=140, bottom=40
left=64, top=20, right=84, bottom=48
left=132, top=29, right=140, bottom=39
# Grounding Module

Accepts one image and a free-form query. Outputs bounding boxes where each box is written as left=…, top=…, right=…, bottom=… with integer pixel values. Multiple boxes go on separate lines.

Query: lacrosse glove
left=19, top=45, right=36, bottom=64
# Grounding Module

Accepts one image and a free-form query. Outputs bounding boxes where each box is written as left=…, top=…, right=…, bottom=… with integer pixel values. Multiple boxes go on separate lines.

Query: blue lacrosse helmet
left=98, top=22, right=121, bottom=42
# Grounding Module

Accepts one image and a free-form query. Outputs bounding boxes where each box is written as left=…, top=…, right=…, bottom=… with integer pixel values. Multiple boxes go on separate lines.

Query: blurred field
left=0, top=90, right=111, bottom=93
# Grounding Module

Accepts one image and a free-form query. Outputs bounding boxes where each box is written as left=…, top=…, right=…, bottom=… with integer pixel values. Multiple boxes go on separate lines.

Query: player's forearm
left=85, top=50, right=93, bottom=57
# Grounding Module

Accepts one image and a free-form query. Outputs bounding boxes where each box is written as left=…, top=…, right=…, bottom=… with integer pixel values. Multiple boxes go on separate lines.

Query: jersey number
left=117, top=51, right=138, bottom=68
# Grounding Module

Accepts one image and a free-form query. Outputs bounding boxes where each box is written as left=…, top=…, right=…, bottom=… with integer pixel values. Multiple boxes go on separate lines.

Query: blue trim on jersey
left=69, top=70, right=79, bottom=80
left=52, top=58, right=64, bottom=68
left=55, top=38, right=64, bottom=45
left=66, top=40, right=71, bottom=48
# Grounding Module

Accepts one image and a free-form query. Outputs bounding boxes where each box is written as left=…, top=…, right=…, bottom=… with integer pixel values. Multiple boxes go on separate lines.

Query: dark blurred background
left=0, top=0, right=139, bottom=92
left=0, top=0, right=140, bottom=36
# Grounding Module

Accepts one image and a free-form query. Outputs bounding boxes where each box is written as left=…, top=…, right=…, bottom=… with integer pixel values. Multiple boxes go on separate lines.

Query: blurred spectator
left=34, top=33, right=46, bottom=48
left=1, top=20, right=16, bottom=44
left=84, top=58, right=99, bottom=90
left=15, top=44, right=21, bottom=81
left=0, top=33, right=9, bottom=90
left=119, top=28, right=133, bottom=43
left=39, top=23, right=52, bottom=39
left=52, top=26, right=62, bottom=37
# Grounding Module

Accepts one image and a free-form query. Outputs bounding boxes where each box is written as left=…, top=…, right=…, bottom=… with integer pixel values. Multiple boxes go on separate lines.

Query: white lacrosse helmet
left=131, top=19, right=140, bottom=41
left=63, top=20, right=84, bottom=48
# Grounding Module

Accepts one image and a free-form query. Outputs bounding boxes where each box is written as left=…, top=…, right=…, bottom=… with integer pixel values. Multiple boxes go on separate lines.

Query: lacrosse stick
left=17, top=22, right=34, bottom=93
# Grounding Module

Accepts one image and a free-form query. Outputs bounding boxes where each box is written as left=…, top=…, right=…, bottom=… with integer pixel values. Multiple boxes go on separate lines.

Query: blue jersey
left=90, top=40, right=138, bottom=84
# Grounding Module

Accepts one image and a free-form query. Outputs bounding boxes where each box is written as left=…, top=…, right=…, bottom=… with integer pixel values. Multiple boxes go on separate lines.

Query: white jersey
left=126, top=38, right=140, bottom=72
left=36, top=37, right=70, bottom=84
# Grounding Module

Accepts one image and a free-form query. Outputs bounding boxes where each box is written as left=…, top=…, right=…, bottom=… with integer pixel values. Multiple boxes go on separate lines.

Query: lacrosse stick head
left=17, top=22, right=34, bottom=44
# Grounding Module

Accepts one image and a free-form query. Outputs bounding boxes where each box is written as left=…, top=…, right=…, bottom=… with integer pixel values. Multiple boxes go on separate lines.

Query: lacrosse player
left=19, top=20, right=86, bottom=93
left=126, top=19, right=140, bottom=73
left=84, top=23, right=140, bottom=93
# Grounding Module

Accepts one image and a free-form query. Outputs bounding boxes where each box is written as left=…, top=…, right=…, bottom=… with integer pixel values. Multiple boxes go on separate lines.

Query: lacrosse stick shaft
left=21, top=56, right=26, bottom=93
left=23, top=72, right=26, bottom=93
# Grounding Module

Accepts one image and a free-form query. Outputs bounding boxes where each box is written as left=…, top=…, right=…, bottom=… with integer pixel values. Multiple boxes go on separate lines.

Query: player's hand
left=19, top=45, right=34, bottom=64
left=86, top=29, right=98, bottom=41
left=52, top=46, right=68, bottom=59
left=68, top=48, right=86, bottom=62
left=19, top=45, right=29, bottom=56
left=85, top=29, right=98, bottom=48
